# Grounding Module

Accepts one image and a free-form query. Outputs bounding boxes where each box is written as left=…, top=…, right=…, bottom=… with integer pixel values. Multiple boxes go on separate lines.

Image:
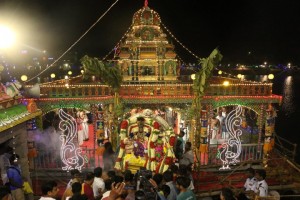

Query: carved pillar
left=135, top=62, right=139, bottom=81
left=199, top=108, right=208, bottom=165
left=160, top=61, right=164, bottom=81
left=263, top=104, right=275, bottom=153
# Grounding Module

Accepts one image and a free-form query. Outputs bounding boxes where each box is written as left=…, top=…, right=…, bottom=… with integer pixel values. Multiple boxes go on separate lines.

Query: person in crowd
left=163, top=170, right=177, bottom=200
left=0, top=146, right=12, bottom=185
left=107, top=171, right=116, bottom=181
left=152, top=173, right=163, bottom=189
left=123, top=170, right=135, bottom=200
left=77, top=111, right=89, bottom=145
left=175, top=176, right=196, bottom=200
left=179, top=142, right=194, bottom=167
left=241, top=167, right=257, bottom=199
left=168, top=164, right=179, bottom=182
left=161, top=185, right=170, bottom=200
left=178, top=165, right=194, bottom=191
left=216, top=110, right=227, bottom=139
left=101, top=179, right=113, bottom=200
left=7, top=154, right=24, bottom=200
left=67, top=169, right=82, bottom=190
left=134, top=190, right=145, bottom=200
left=174, top=131, right=185, bottom=160
left=211, top=115, right=221, bottom=139
left=82, top=172, right=95, bottom=200
left=93, top=167, right=105, bottom=200
left=103, top=142, right=116, bottom=172
left=253, top=169, right=268, bottom=197
left=243, top=168, right=257, bottom=192
left=220, top=187, right=236, bottom=200
left=104, top=182, right=126, bottom=200
left=69, top=182, right=88, bottom=200
left=63, top=169, right=82, bottom=200
left=39, top=181, right=59, bottom=200
left=0, top=186, right=11, bottom=200
left=63, top=178, right=81, bottom=200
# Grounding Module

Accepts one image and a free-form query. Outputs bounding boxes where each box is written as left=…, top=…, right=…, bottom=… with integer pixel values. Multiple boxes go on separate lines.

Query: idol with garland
left=115, top=109, right=176, bottom=173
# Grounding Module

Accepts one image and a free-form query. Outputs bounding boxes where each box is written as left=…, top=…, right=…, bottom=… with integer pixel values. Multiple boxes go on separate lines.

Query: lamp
left=223, top=81, right=229, bottom=86
left=0, top=25, right=16, bottom=49
left=50, top=73, right=56, bottom=79
left=21, top=75, right=28, bottom=82
left=191, top=74, right=196, bottom=80
left=268, top=74, right=274, bottom=80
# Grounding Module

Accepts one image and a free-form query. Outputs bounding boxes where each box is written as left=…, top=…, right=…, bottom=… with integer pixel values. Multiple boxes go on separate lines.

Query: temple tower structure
left=117, top=3, right=178, bottom=82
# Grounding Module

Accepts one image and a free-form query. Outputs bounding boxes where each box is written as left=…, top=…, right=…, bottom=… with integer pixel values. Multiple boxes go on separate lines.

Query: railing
left=197, top=143, right=264, bottom=167
left=32, top=143, right=263, bottom=170
left=38, top=85, right=112, bottom=98
left=37, top=82, right=273, bottom=98
left=32, top=147, right=103, bottom=170
left=274, top=134, right=297, bottom=161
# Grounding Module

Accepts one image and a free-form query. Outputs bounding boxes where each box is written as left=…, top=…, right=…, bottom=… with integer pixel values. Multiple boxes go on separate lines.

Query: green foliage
left=114, top=101, right=124, bottom=117
left=193, top=48, right=223, bottom=97
left=80, top=55, right=123, bottom=92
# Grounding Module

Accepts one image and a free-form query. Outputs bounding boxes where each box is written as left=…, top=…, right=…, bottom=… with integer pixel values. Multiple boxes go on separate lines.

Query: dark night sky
left=1, top=0, right=300, bottom=65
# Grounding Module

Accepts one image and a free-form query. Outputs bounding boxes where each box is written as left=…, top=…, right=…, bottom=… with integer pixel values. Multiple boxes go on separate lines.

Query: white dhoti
left=78, top=130, right=84, bottom=145
left=82, top=123, right=89, bottom=140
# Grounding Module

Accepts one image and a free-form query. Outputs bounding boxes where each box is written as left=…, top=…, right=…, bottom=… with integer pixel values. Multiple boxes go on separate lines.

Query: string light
left=102, top=25, right=133, bottom=61
left=25, top=0, right=120, bottom=83
left=161, top=22, right=200, bottom=60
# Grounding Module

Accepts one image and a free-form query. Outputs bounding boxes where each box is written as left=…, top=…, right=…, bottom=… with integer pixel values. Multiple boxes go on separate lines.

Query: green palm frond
left=80, top=55, right=123, bottom=91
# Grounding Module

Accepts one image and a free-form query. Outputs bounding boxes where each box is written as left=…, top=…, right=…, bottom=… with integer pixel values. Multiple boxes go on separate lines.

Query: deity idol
left=115, top=109, right=176, bottom=173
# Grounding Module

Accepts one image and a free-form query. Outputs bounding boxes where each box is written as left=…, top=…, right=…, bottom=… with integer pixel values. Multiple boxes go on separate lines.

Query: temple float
left=4, top=0, right=300, bottom=198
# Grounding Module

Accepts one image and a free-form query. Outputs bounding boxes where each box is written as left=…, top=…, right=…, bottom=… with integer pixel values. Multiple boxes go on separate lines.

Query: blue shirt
left=7, top=165, right=23, bottom=190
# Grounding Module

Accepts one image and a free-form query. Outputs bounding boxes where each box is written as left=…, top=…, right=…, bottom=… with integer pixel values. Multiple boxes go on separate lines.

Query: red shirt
left=82, top=183, right=95, bottom=200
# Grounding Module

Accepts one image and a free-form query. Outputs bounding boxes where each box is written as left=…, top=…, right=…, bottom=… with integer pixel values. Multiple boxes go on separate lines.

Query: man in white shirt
left=254, top=169, right=268, bottom=197
left=244, top=168, right=257, bottom=191
left=93, top=167, right=105, bottom=199
left=242, top=167, right=257, bottom=199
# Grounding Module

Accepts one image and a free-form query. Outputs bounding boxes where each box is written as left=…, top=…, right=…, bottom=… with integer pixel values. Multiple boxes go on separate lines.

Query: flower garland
left=115, top=115, right=175, bottom=173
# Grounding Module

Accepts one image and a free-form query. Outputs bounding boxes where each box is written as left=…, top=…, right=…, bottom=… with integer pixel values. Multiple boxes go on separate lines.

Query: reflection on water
left=246, top=75, right=296, bottom=116
left=282, top=76, right=295, bottom=116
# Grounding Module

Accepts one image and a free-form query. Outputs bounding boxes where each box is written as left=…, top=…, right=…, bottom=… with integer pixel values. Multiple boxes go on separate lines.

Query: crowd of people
left=38, top=163, right=197, bottom=200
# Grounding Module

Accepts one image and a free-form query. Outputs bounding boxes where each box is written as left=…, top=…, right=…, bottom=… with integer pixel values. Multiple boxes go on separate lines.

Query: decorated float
left=13, top=1, right=300, bottom=198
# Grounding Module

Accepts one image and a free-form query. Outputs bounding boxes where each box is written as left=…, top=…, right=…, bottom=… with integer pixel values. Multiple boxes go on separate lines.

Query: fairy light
left=58, top=109, right=84, bottom=171
left=102, top=25, right=133, bottom=61
left=161, top=22, right=200, bottom=60
left=219, top=105, right=242, bottom=170
left=26, top=0, right=120, bottom=83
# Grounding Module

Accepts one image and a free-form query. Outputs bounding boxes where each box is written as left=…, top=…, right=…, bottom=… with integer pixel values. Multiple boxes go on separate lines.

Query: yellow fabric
left=23, top=182, right=33, bottom=194
left=199, top=144, right=208, bottom=153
